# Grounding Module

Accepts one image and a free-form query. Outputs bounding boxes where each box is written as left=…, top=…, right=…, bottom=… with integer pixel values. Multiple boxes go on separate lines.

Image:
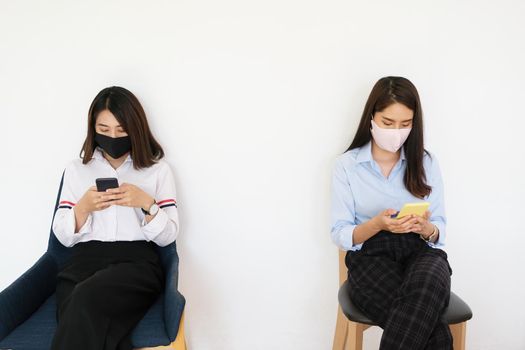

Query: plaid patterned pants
left=345, top=231, right=453, bottom=350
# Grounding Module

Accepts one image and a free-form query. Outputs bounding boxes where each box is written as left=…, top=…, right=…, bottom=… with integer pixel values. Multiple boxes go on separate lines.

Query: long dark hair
left=346, top=76, right=431, bottom=199
left=80, top=86, right=164, bottom=169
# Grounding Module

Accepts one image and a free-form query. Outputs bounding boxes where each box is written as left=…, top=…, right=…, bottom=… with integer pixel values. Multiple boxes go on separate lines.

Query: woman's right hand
left=373, top=209, right=419, bottom=234
left=73, top=186, right=117, bottom=233
left=75, top=186, right=118, bottom=214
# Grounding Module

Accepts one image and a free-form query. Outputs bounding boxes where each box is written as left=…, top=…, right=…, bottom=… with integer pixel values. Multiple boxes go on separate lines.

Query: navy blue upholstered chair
left=0, top=174, right=187, bottom=350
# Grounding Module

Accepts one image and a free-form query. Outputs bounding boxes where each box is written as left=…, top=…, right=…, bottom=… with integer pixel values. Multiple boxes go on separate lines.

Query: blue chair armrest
left=157, top=243, right=186, bottom=342
left=0, top=253, right=58, bottom=341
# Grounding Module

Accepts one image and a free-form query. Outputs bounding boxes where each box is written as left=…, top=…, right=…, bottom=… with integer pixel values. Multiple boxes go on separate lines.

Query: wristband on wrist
left=420, top=224, right=438, bottom=242
left=142, top=200, right=159, bottom=216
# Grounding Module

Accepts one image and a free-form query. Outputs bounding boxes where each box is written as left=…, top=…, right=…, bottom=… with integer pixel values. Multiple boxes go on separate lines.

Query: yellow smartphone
left=392, top=202, right=430, bottom=219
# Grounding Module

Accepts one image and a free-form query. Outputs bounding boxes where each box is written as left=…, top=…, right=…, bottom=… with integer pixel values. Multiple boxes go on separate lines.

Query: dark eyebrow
left=96, top=123, right=122, bottom=128
left=381, top=115, right=413, bottom=123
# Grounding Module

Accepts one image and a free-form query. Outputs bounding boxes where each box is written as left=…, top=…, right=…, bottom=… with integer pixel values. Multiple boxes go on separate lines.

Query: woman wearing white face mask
left=331, top=77, right=452, bottom=349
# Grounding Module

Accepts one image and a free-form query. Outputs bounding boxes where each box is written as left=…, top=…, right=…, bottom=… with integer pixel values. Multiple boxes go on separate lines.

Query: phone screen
left=96, top=177, right=119, bottom=192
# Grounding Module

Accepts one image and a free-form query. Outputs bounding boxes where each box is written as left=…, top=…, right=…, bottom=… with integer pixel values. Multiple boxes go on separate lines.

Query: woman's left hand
left=106, top=183, right=154, bottom=211
left=409, top=210, right=435, bottom=238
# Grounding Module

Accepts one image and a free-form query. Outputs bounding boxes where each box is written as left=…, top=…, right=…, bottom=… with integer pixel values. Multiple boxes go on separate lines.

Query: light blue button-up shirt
left=330, top=141, right=446, bottom=251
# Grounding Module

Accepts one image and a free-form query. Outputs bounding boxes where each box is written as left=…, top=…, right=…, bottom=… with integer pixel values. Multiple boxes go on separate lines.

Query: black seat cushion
left=338, top=281, right=472, bottom=325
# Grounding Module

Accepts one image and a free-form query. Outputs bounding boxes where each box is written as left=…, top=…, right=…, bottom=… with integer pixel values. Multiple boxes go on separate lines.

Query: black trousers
left=51, top=241, right=164, bottom=350
left=345, top=231, right=453, bottom=350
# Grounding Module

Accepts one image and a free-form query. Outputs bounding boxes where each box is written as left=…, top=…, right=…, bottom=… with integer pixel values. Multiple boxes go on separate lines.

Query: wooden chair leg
left=135, top=310, right=187, bottom=350
left=346, top=321, right=364, bottom=350
left=449, top=322, right=466, bottom=350
left=333, top=306, right=348, bottom=350
left=172, top=311, right=187, bottom=350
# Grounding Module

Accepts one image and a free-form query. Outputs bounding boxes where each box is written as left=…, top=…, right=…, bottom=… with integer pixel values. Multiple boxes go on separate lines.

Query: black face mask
left=95, top=133, right=132, bottom=159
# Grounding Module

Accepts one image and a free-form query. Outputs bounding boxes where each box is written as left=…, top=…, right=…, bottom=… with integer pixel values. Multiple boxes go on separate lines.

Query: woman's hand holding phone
left=409, top=210, right=435, bottom=237
left=76, top=186, right=117, bottom=213
left=72, top=182, right=153, bottom=233
left=374, top=209, right=433, bottom=236
left=105, top=183, right=154, bottom=212
left=354, top=208, right=435, bottom=246
left=76, top=183, right=153, bottom=214
left=374, top=209, right=420, bottom=234
left=73, top=186, right=118, bottom=233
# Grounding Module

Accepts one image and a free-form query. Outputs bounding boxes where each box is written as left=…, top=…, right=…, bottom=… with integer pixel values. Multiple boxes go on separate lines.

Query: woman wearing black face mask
left=51, top=86, right=180, bottom=350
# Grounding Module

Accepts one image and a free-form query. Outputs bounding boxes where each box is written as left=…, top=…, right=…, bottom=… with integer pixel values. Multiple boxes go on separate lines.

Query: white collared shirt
left=52, top=148, right=179, bottom=247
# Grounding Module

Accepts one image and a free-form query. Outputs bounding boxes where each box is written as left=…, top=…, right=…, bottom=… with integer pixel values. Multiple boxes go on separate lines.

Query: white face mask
left=370, top=119, right=412, bottom=153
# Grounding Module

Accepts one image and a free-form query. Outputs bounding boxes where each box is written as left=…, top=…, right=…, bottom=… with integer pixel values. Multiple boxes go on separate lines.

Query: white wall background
left=1, top=1, right=524, bottom=349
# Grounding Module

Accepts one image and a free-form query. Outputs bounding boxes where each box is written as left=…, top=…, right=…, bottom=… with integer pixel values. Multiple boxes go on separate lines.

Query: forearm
left=352, top=217, right=383, bottom=246
left=73, top=205, right=89, bottom=233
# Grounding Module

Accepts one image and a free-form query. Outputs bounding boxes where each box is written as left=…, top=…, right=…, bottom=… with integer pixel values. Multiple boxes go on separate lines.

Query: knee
left=408, top=268, right=451, bottom=302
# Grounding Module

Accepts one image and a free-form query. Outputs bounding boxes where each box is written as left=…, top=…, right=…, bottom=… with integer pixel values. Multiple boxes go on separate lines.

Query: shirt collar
left=356, top=141, right=406, bottom=163
left=93, top=147, right=133, bottom=163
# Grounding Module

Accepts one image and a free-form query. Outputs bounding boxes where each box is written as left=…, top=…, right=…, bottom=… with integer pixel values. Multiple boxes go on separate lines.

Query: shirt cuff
left=141, top=208, right=169, bottom=241
left=428, top=221, right=446, bottom=248
left=55, top=208, right=91, bottom=247
left=332, top=224, right=362, bottom=251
